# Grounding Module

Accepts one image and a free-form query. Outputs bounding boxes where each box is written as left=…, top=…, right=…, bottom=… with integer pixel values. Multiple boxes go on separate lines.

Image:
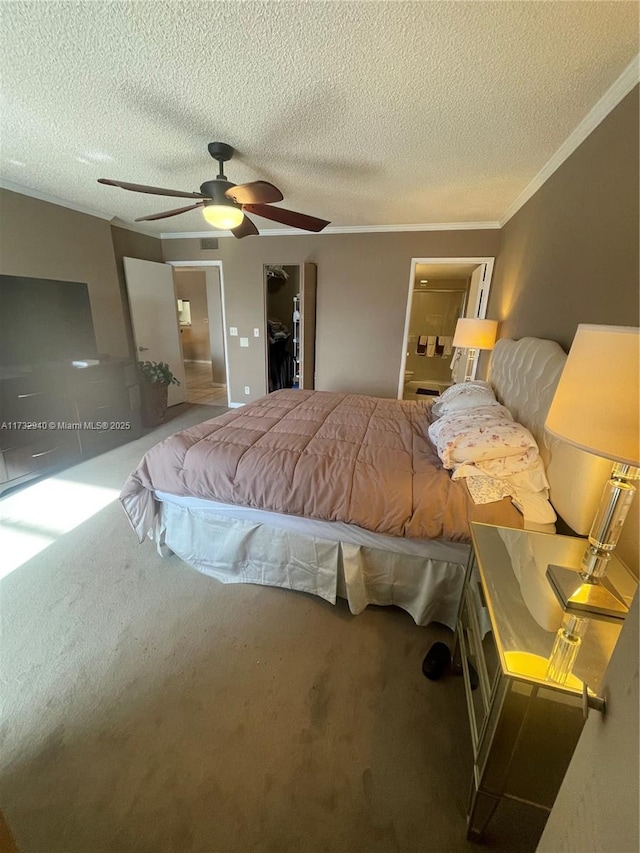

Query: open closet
left=264, top=263, right=317, bottom=392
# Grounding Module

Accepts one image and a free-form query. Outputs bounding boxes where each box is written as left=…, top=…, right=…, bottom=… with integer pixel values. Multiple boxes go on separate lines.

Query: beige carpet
left=0, top=404, right=546, bottom=853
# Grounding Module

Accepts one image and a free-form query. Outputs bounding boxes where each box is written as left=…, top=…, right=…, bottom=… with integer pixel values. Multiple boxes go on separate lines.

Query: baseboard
left=228, top=402, right=245, bottom=408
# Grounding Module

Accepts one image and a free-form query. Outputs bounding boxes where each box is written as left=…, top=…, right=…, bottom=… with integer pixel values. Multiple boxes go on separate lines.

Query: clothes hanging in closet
left=268, top=318, right=295, bottom=391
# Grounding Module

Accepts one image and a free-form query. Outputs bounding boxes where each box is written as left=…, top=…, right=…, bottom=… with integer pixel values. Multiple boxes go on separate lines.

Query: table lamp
left=452, top=318, right=498, bottom=381
left=545, top=324, right=640, bottom=620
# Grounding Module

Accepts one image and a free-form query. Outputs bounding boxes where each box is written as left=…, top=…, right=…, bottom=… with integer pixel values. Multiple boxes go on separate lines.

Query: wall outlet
left=229, top=327, right=238, bottom=336
left=253, top=327, right=260, bottom=337
left=240, top=337, right=249, bottom=347
left=244, top=386, right=250, bottom=395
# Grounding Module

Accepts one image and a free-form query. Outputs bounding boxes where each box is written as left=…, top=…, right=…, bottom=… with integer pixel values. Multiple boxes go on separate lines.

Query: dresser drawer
left=0, top=378, right=63, bottom=423
left=78, top=421, right=129, bottom=455
left=76, top=375, right=125, bottom=404
left=2, top=432, right=80, bottom=480
left=75, top=396, right=128, bottom=422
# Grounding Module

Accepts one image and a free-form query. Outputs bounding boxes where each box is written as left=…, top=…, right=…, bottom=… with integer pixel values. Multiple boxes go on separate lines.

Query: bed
left=120, top=337, right=610, bottom=629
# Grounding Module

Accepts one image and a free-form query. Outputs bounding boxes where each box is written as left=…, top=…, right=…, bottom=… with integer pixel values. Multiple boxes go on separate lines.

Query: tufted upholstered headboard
left=488, top=337, right=610, bottom=536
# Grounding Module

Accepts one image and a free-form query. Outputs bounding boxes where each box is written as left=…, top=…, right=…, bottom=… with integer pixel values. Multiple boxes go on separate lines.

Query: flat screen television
left=0, top=275, right=99, bottom=368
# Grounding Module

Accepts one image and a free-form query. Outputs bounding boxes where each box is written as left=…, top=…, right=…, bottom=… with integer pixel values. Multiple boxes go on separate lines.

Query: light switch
left=240, top=337, right=249, bottom=347
left=244, top=386, right=250, bottom=395
left=253, top=328, right=260, bottom=337
left=229, top=327, right=238, bottom=336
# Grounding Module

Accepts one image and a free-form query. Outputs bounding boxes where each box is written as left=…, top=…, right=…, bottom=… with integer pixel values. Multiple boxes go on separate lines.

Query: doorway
left=398, top=258, right=495, bottom=399
left=167, top=261, right=230, bottom=407
left=263, top=263, right=317, bottom=393
left=264, top=265, right=299, bottom=392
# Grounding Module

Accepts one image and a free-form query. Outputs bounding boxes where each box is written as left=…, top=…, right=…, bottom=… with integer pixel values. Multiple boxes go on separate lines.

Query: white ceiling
left=1, top=1, right=638, bottom=236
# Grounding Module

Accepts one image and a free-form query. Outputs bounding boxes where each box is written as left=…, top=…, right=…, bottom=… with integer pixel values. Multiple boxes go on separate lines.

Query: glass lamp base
left=546, top=564, right=629, bottom=621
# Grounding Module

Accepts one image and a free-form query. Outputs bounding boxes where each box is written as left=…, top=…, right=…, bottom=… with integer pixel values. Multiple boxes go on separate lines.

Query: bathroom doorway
left=398, top=258, right=494, bottom=400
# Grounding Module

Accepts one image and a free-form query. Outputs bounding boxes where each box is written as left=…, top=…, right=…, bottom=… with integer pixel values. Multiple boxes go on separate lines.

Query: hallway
left=183, top=362, right=228, bottom=406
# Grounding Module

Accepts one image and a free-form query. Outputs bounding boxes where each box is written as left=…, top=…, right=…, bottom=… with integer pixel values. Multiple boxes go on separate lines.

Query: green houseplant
left=138, top=360, right=181, bottom=427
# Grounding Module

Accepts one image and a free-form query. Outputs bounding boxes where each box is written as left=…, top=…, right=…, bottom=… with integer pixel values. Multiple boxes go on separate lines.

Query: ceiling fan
left=98, top=142, right=330, bottom=238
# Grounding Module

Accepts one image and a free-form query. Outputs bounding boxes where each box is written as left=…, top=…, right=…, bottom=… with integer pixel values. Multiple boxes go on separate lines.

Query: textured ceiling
left=1, top=1, right=638, bottom=235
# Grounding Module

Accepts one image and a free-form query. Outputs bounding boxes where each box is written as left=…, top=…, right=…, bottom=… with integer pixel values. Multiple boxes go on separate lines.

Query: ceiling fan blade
left=243, top=203, right=330, bottom=233
left=98, top=178, right=208, bottom=199
left=231, top=214, right=259, bottom=239
left=135, top=202, right=205, bottom=222
left=225, top=181, right=283, bottom=205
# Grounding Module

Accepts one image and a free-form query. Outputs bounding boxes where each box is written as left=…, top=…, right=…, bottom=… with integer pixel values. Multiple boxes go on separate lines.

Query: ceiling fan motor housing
left=207, top=142, right=235, bottom=162
left=200, top=179, right=241, bottom=210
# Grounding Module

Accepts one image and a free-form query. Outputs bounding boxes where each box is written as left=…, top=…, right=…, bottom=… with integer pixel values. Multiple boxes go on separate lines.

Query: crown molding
left=500, top=54, right=639, bottom=227
left=159, top=221, right=501, bottom=239
left=0, top=178, right=500, bottom=236
left=0, top=178, right=114, bottom=221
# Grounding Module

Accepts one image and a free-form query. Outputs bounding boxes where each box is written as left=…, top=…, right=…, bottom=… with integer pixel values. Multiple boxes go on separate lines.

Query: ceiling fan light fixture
left=202, top=202, right=244, bottom=230
left=202, top=203, right=244, bottom=230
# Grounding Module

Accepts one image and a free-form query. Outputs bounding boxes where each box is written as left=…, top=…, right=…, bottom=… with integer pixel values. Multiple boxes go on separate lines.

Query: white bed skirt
left=152, top=494, right=470, bottom=630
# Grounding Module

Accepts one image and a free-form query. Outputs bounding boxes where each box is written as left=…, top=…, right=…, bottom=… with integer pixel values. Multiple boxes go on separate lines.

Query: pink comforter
left=120, top=390, right=522, bottom=543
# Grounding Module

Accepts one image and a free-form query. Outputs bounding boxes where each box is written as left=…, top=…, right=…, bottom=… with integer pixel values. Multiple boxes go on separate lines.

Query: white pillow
left=428, top=404, right=513, bottom=447
left=432, top=381, right=500, bottom=417
left=428, top=406, right=538, bottom=469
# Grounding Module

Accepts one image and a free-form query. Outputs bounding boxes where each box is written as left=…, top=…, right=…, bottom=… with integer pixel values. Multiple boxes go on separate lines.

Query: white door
left=465, top=264, right=486, bottom=319
left=123, top=257, right=186, bottom=407
left=451, top=263, right=492, bottom=382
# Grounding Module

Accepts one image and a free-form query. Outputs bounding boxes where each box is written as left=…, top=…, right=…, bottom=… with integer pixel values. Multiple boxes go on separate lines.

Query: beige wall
left=162, top=230, right=500, bottom=403
left=488, top=87, right=639, bottom=349
left=486, top=86, right=639, bottom=569
left=0, top=190, right=129, bottom=358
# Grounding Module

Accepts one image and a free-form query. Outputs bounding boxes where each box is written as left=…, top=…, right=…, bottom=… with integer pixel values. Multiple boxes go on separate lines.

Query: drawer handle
left=18, top=391, right=43, bottom=399
left=582, top=683, right=606, bottom=718
left=96, top=404, right=111, bottom=410
left=31, top=447, right=58, bottom=458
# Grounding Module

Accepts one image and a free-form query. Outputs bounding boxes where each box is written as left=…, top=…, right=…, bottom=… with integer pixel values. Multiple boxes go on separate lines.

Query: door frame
left=397, top=257, right=495, bottom=399
left=166, top=260, right=231, bottom=406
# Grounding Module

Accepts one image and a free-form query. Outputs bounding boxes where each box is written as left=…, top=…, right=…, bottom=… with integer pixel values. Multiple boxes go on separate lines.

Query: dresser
left=454, top=522, right=637, bottom=842
left=0, top=359, right=140, bottom=494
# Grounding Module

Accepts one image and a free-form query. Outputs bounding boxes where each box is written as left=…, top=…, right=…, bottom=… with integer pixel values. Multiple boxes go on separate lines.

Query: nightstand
left=453, top=522, right=637, bottom=843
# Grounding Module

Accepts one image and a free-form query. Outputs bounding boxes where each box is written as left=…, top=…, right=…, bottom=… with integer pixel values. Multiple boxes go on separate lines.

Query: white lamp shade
left=546, top=324, right=640, bottom=467
left=452, top=318, right=498, bottom=350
